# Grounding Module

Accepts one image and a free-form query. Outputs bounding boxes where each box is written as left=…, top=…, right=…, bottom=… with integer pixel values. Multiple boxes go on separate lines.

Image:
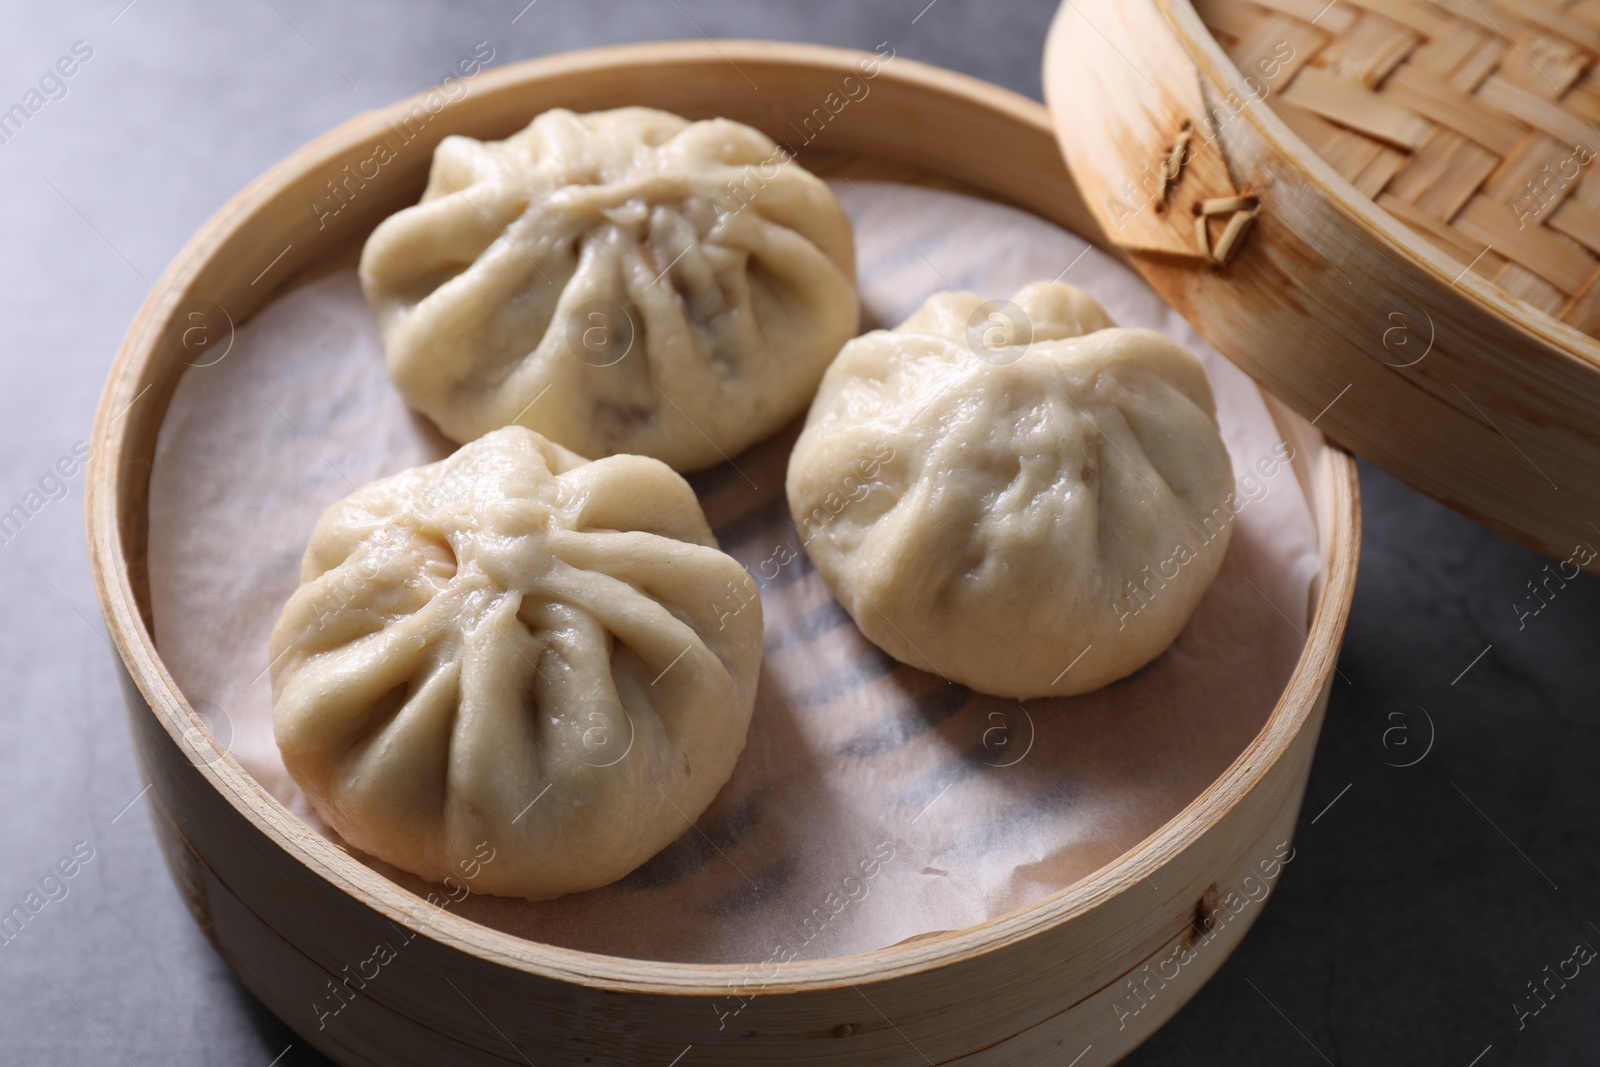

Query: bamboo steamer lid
left=1044, top=0, right=1600, bottom=569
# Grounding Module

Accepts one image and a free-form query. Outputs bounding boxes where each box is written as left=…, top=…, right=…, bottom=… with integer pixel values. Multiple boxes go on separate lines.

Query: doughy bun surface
left=786, top=281, right=1235, bottom=698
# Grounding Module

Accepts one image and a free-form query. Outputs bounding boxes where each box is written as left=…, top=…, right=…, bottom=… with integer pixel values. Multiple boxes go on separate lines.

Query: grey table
left=1, top=2, right=1595, bottom=1064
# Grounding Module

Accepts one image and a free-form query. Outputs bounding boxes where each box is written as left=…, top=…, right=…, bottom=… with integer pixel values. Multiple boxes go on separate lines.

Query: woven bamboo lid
left=1044, top=0, right=1600, bottom=568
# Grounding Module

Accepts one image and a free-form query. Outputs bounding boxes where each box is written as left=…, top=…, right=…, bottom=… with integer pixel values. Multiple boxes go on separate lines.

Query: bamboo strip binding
left=1196, top=0, right=1600, bottom=333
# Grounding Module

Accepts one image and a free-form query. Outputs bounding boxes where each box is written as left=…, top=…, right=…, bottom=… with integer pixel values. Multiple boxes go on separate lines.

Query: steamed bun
left=785, top=281, right=1234, bottom=698
left=269, top=426, right=763, bottom=899
left=360, top=106, right=859, bottom=471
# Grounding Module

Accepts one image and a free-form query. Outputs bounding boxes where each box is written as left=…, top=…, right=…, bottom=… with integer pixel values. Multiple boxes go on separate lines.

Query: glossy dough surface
left=360, top=106, right=859, bottom=471
left=269, top=426, right=763, bottom=898
left=786, top=281, right=1235, bottom=698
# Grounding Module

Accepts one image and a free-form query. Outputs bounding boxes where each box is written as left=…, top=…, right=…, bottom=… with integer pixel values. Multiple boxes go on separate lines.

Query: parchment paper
left=147, top=182, right=1321, bottom=964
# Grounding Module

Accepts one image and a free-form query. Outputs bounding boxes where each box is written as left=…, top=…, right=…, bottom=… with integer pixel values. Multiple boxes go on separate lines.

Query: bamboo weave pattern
left=1198, top=0, right=1600, bottom=332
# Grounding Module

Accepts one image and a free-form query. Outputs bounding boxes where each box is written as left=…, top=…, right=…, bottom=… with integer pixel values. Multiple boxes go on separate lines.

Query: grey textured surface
left=0, top=1, right=1595, bottom=1064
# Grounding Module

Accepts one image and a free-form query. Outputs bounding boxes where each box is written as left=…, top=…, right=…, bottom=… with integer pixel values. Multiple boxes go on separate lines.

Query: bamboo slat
left=1047, top=0, right=1600, bottom=570
left=1202, top=0, right=1600, bottom=327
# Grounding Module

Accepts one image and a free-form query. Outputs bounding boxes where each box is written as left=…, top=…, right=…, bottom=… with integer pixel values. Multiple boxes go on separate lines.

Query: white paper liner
left=147, top=181, right=1321, bottom=965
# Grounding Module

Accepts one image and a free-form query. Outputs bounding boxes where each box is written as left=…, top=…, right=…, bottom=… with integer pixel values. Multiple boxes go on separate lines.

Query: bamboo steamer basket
left=1046, top=0, right=1600, bottom=572
left=87, top=41, right=1359, bottom=1066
